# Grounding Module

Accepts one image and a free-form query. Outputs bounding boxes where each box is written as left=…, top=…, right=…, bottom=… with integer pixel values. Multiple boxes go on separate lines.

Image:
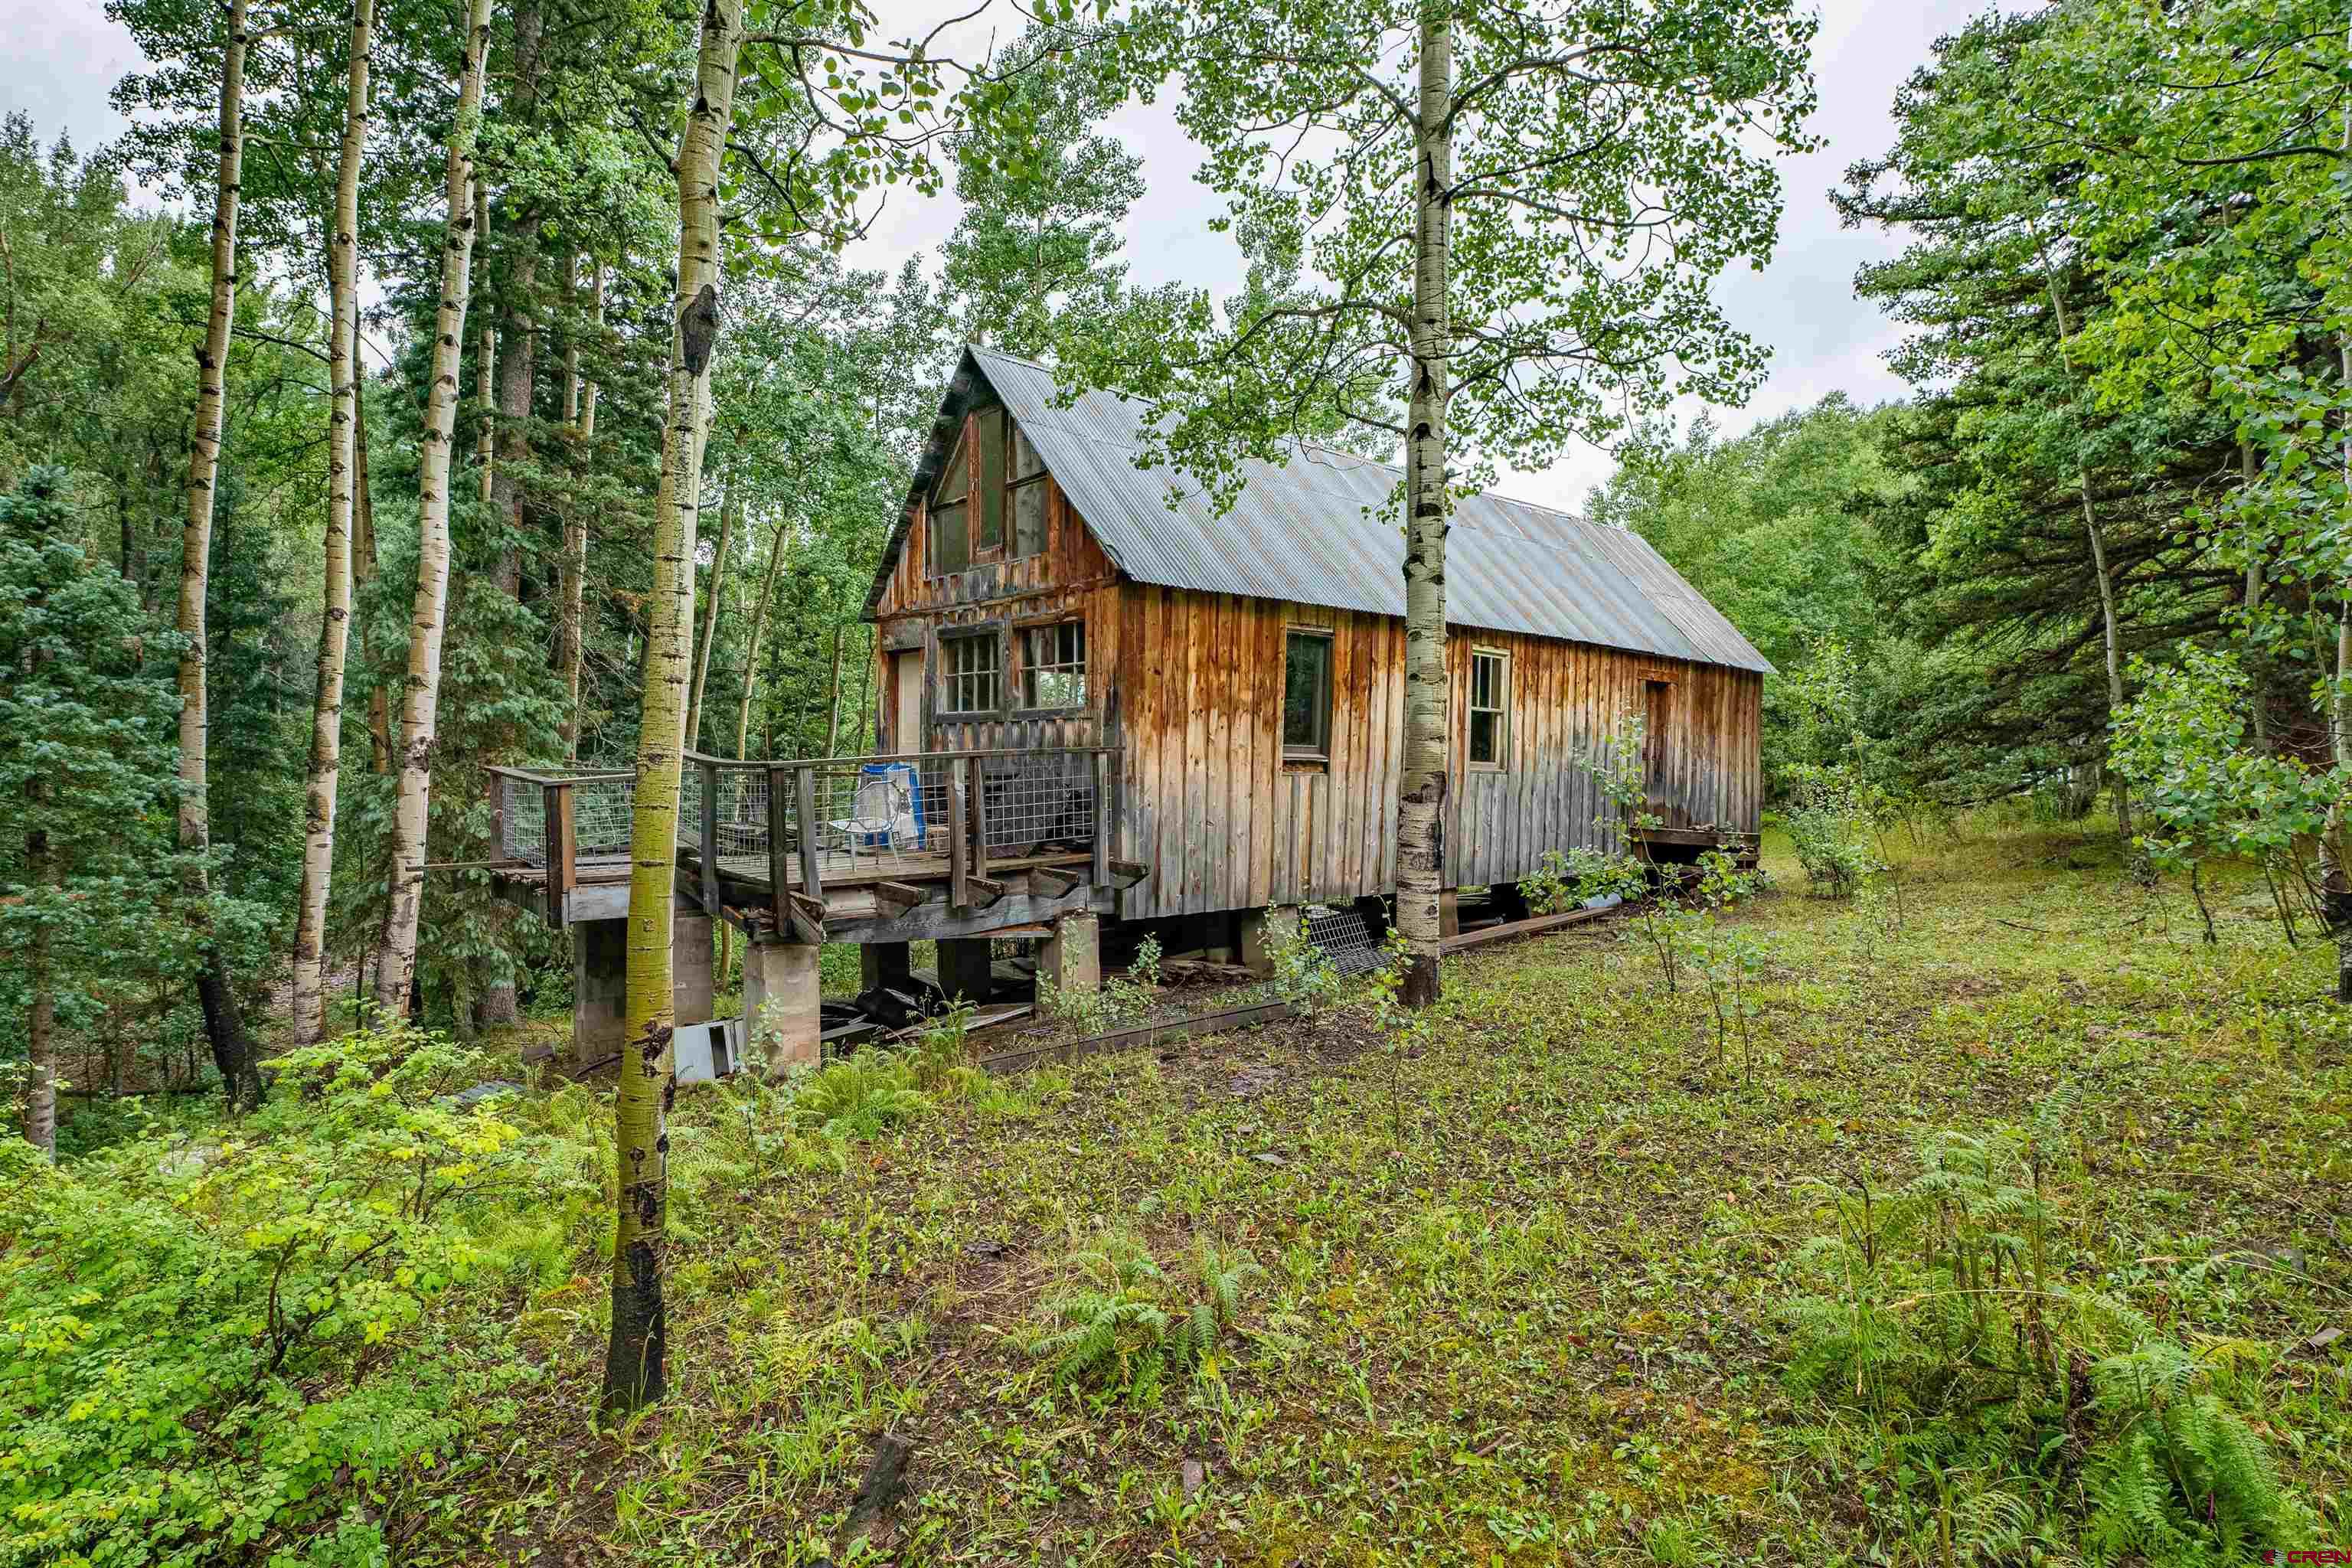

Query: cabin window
left=939, top=630, right=1001, bottom=714
left=974, top=407, right=1007, bottom=557
left=929, top=427, right=970, bottom=575
left=1009, top=426, right=1049, bottom=558
left=1021, top=620, right=1086, bottom=710
left=1282, top=629, right=1333, bottom=758
left=1468, top=648, right=1508, bottom=769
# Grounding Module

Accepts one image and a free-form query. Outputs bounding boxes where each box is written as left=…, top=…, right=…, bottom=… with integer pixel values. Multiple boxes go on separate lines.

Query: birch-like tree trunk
left=178, top=0, right=263, bottom=1105
left=604, top=0, right=742, bottom=1416
left=560, top=259, right=603, bottom=762
left=2041, top=266, right=2133, bottom=841
left=823, top=620, right=844, bottom=757
left=374, top=0, right=494, bottom=1016
left=1394, top=15, right=1454, bottom=1008
left=356, top=359, right=392, bottom=772
left=291, top=0, right=374, bottom=1044
left=685, top=466, right=738, bottom=753
left=734, top=519, right=788, bottom=759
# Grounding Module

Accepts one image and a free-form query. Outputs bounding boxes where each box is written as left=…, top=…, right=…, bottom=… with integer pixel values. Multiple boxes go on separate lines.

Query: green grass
left=433, top=815, right=2352, bottom=1563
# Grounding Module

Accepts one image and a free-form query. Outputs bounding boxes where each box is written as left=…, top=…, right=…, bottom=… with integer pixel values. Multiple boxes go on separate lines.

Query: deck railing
left=492, top=746, right=1117, bottom=931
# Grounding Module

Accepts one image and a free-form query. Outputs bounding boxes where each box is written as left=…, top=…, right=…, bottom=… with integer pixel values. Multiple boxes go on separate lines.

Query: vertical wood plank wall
left=1099, top=589, right=1762, bottom=921
left=871, top=403, right=1763, bottom=923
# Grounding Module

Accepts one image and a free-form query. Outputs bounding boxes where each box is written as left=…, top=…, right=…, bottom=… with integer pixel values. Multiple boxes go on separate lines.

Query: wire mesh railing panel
left=971, top=751, right=1099, bottom=855
left=500, top=773, right=547, bottom=866
left=571, top=776, right=636, bottom=861
left=707, top=766, right=771, bottom=867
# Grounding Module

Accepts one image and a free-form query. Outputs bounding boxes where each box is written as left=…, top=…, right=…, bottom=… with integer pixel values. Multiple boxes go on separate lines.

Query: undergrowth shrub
left=788, top=1004, right=985, bottom=1139
left=1779, top=766, right=1883, bottom=899
left=0, top=1017, right=597, bottom=1567
left=1040, top=935, right=1161, bottom=1034
left=1776, top=1092, right=2314, bottom=1563
left=1033, top=1228, right=1262, bottom=1402
left=1261, top=909, right=1339, bottom=1011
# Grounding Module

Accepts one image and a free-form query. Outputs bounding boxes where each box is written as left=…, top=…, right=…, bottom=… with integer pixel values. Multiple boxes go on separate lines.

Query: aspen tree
left=291, top=0, right=375, bottom=1044
left=377, top=0, right=495, bottom=1016
left=177, top=0, right=263, bottom=1104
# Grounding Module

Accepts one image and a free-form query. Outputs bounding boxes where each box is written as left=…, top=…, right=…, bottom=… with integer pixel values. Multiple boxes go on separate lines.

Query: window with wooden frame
left=939, top=630, right=1001, bottom=714
left=1021, top=620, right=1085, bottom=710
left=1468, top=648, right=1508, bottom=769
left=928, top=427, right=970, bottom=576
left=1008, top=424, right=1049, bottom=558
left=1282, top=629, right=1333, bottom=759
left=972, top=407, right=1007, bottom=557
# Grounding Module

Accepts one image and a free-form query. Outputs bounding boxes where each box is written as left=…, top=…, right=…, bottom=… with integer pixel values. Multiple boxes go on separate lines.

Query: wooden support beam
left=795, top=764, right=823, bottom=900
left=786, top=890, right=828, bottom=946
left=968, top=760, right=990, bottom=879
left=1106, top=858, right=1148, bottom=891
left=1028, top=864, right=1081, bottom=899
left=766, top=765, right=792, bottom=930
left=873, top=880, right=929, bottom=916
left=960, top=875, right=1007, bottom=911
left=544, top=781, right=576, bottom=929
left=697, top=756, right=720, bottom=918
left=1439, top=903, right=1614, bottom=953
left=948, top=758, right=971, bottom=910
left=1092, top=750, right=1111, bottom=889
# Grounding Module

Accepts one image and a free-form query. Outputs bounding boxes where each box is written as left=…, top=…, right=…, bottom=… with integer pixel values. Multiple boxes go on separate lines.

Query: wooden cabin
left=497, top=345, right=1769, bottom=1070
left=864, top=345, right=1772, bottom=934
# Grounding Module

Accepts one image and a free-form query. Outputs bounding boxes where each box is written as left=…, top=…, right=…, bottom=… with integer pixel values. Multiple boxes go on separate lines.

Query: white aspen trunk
left=734, top=519, right=787, bottom=759
left=475, top=182, right=495, bottom=508
left=604, top=0, right=743, bottom=1416
left=1394, top=15, right=1454, bottom=1009
left=824, top=620, right=844, bottom=758
left=560, top=259, right=603, bottom=763
left=374, top=0, right=493, bottom=1015
left=291, top=0, right=374, bottom=1045
left=2040, top=266, right=2133, bottom=841
left=685, top=465, right=738, bottom=752
left=178, top=0, right=261, bottom=1103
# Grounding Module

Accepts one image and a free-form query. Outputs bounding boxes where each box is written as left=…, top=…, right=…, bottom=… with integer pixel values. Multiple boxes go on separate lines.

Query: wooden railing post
left=766, top=764, right=792, bottom=934
left=948, top=757, right=971, bottom=910
left=488, top=769, right=505, bottom=863
left=544, top=780, right=575, bottom=929
left=697, top=756, right=720, bottom=920
left=795, top=764, right=823, bottom=906
left=1092, top=750, right=1111, bottom=889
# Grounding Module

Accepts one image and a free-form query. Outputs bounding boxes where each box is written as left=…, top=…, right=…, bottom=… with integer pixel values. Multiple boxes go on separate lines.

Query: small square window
left=1283, top=630, right=1332, bottom=757
left=1022, top=622, right=1086, bottom=709
left=1468, top=649, right=1507, bottom=769
left=939, top=632, right=1001, bottom=714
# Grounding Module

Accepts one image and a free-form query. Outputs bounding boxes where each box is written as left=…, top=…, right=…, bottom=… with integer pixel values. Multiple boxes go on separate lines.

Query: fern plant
left=1775, top=1092, right=2311, bottom=1561
left=1034, top=1230, right=1261, bottom=1400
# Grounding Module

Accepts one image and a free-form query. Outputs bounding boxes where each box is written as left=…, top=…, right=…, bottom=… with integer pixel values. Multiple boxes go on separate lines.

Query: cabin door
left=890, top=650, right=924, bottom=754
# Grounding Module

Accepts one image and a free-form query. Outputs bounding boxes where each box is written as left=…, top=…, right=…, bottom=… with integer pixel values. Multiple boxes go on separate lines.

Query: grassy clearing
left=416, top=814, right=2347, bottom=1565
left=25, top=815, right=2342, bottom=1566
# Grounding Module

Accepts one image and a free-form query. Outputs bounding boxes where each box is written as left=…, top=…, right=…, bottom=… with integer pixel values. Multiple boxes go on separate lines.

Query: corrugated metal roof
left=871, top=345, right=1773, bottom=675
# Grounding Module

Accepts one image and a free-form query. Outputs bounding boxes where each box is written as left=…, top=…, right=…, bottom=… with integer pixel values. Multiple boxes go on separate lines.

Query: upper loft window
left=1468, top=649, right=1508, bottom=769
left=1010, top=426, right=1048, bottom=557
left=929, top=408, right=1051, bottom=577
left=973, top=407, right=1006, bottom=557
left=929, top=428, right=969, bottom=575
left=1282, top=629, right=1332, bottom=759
left=1021, top=620, right=1085, bottom=710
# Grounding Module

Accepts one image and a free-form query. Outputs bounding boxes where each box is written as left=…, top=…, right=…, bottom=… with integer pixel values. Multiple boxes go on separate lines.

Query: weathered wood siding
left=871, top=406, right=1119, bottom=754
left=870, top=403, right=1762, bottom=919
left=1101, top=588, right=1763, bottom=920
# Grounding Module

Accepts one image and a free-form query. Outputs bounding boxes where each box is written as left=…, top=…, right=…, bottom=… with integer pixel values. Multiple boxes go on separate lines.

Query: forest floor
left=446, top=815, right=2349, bottom=1564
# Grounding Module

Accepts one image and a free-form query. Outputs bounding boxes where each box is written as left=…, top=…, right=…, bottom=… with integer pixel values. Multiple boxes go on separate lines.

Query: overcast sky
left=7, top=0, right=2026, bottom=511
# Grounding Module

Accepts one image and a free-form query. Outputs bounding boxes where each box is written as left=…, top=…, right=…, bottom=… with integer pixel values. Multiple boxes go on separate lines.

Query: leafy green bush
left=1778, top=766, right=1883, bottom=898
left=1777, top=1095, right=2314, bottom=1563
left=1259, top=909, right=1340, bottom=1011
left=0, top=1018, right=594, bottom=1566
left=1034, top=1229, right=1261, bottom=1401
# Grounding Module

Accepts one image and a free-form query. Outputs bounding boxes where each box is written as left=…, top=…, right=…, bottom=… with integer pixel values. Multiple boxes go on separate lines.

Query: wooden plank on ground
left=1439, top=903, right=1614, bottom=953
